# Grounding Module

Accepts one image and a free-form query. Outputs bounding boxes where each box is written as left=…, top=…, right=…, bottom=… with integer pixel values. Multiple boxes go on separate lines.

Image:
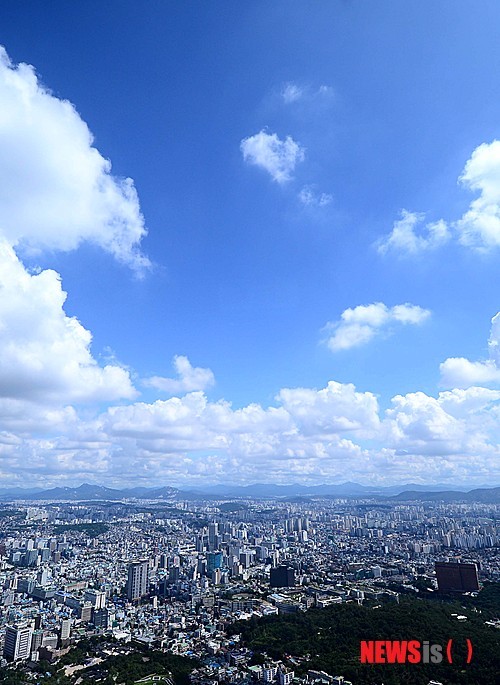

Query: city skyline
left=1, top=493, right=497, bottom=682
left=0, top=2, right=500, bottom=488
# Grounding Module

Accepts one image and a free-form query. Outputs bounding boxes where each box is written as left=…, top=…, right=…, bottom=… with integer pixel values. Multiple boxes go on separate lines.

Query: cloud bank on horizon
left=0, top=45, right=499, bottom=489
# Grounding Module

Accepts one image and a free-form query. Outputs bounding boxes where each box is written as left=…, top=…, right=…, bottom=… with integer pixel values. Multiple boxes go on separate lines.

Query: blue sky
left=0, top=1, right=499, bottom=488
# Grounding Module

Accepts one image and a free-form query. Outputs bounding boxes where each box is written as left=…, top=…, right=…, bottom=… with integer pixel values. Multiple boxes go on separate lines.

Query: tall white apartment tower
left=3, top=624, right=33, bottom=661
left=60, top=618, right=72, bottom=641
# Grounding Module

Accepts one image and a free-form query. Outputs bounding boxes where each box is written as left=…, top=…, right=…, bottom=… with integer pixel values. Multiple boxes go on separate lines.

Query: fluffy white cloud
left=276, top=381, right=380, bottom=435
left=91, top=381, right=380, bottom=483
left=377, top=210, right=450, bottom=255
left=0, top=373, right=499, bottom=487
left=440, top=311, right=500, bottom=388
left=438, top=386, right=500, bottom=417
left=0, top=46, right=149, bottom=272
left=240, top=129, right=305, bottom=184
left=0, top=400, right=79, bottom=435
left=456, top=141, right=500, bottom=249
left=102, top=391, right=291, bottom=443
left=0, top=240, right=136, bottom=404
left=439, top=358, right=500, bottom=388
left=144, top=355, right=215, bottom=394
left=379, top=140, right=500, bottom=256
left=383, top=387, right=500, bottom=462
left=384, top=391, right=463, bottom=453
left=298, top=185, right=332, bottom=207
left=323, top=302, right=431, bottom=352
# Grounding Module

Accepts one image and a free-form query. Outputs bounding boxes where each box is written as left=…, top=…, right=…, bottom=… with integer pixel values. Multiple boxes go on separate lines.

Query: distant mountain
left=141, top=486, right=180, bottom=500
left=0, top=487, right=44, bottom=497
left=26, top=483, right=126, bottom=501
left=182, top=481, right=475, bottom=498
left=121, top=486, right=155, bottom=498
left=391, top=486, right=500, bottom=504
left=184, top=482, right=371, bottom=498
left=0, top=482, right=182, bottom=502
left=0, top=481, right=497, bottom=503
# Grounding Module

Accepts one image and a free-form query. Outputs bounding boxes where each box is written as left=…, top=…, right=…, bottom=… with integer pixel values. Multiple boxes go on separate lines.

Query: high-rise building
left=60, top=619, right=72, bottom=641
left=206, top=552, right=223, bottom=575
left=262, top=665, right=278, bottom=682
left=78, top=603, right=93, bottom=622
left=17, top=578, right=35, bottom=595
left=84, top=589, right=106, bottom=609
left=91, top=608, right=109, bottom=629
left=30, top=629, right=44, bottom=655
left=37, top=568, right=50, bottom=586
left=24, top=549, right=38, bottom=567
left=127, top=560, right=149, bottom=601
left=2, top=589, right=15, bottom=607
left=278, top=669, right=294, bottom=685
left=3, top=624, right=33, bottom=661
left=435, top=561, right=479, bottom=592
left=168, top=566, right=180, bottom=584
left=270, top=566, right=295, bottom=588
left=239, top=550, right=254, bottom=568
left=208, top=523, right=219, bottom=550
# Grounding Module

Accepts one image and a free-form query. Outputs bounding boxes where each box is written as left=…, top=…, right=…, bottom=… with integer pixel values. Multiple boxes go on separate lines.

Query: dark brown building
left=435, top=561, right=479, bottom=592
left=270, top=565, right=295, bottom=588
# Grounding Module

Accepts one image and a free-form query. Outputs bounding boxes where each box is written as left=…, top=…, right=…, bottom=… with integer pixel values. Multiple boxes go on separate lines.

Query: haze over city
left=1, top=2, right=500, bottom=489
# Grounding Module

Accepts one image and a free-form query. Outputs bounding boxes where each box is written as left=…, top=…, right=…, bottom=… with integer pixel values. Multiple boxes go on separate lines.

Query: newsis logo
left=360, top=639, right=473, bottom=665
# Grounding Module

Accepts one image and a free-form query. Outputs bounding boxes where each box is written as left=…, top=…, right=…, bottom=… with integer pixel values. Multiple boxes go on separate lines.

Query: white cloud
left=379, top=140, right=500, bottom=256
left=240, top=129, right=305, bottom=184
left=276, top=381, right=380, bottom=435
left=0, top=373, right=499, bottom=487
left=0, top=240, right=136, bottom=404
left=144, top=355, right=215, bottom=394
left=440, top=312, right=500, bottom=388
left=438, top=386, right=500, bottom=417
left=281, top=82, right=304, bottom=104
left=93, top=380, right=380, bottom=484
left=456, top=141, right=500, bottom=250
left=383, top=387, right=500, bottom=460
left=0, top=400, right=79, bottom=435
left=68, top=380, right=500, bottom=485
left=0, top=46, right=149, bottom=272
left=377, top=210, right=450, bottom=255
left=324, top=302, right=431, bottom=352
left=489, top=311, right=500, bottom=362
left=439, top=358, right=500, bottom=388
left=384, top=391, right=462, bottom=453
left=298, top=185, right=332, bottom=207
left=280, top=82, right=334, bottom=105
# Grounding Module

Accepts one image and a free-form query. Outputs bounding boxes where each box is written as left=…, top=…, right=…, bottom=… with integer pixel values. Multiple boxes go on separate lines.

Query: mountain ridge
left=0, top=481, right=498, bottom=502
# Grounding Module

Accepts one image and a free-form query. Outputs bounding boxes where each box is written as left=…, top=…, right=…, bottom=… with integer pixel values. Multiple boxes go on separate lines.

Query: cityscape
left=0, top=486, right=498, bottom=684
